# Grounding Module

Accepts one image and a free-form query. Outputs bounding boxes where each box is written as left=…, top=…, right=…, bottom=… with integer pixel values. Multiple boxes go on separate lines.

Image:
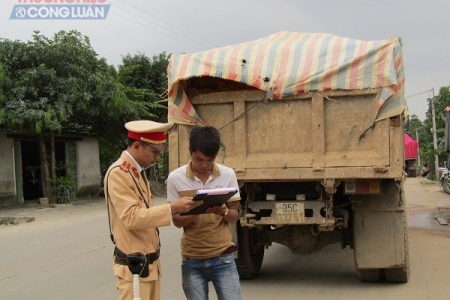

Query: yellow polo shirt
left=167, top=162, right=240, bottom=259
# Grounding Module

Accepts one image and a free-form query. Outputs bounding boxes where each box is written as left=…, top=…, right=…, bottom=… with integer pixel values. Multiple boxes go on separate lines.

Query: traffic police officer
left=104, top=120, right=202, bottom=300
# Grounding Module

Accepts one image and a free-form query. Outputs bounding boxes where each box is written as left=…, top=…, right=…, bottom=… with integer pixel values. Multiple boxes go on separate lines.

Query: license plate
left=275, top=202, right=305, bottom=223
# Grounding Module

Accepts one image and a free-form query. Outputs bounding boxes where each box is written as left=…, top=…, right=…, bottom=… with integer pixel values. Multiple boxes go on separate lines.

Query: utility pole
left=405, top=87, right=440, bottom=179
left=431, top=87, right=439, bottom=179
left=415, top=129, right=421, bottom=167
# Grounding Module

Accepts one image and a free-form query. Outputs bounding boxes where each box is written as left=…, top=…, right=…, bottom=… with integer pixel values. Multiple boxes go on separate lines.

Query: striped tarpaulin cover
left=167, top=31, right=405, bottom=125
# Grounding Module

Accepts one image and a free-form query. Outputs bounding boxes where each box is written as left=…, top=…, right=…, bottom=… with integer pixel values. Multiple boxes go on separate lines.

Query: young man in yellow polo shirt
left=167, top=126, right=242, bottom=300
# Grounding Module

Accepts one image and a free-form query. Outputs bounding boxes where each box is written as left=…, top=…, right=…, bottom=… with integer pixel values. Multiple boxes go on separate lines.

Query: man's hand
left=206, top=204, right=227, bottom=216
left=171, top=197, right=202, bottom=228
left=169, top=197, right=203, bottom=215
left=207, top=201, right=239, bottom=224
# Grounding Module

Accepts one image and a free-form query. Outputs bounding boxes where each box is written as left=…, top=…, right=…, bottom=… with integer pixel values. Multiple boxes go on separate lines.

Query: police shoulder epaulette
left=120, top=161, right=131, bottom=173
left=131, top=167, right=139, bottom=178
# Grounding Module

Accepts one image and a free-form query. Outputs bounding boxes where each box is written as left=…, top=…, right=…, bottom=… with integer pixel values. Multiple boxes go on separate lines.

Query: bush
left=54, top=175, right=76, bottom=204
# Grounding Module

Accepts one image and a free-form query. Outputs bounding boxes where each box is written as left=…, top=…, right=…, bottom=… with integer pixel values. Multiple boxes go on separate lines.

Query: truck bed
left=169, top=89, right=404, bottom=181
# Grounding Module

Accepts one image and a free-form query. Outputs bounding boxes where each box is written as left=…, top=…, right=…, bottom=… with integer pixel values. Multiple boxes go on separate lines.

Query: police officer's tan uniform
left=105, top=120, right=173, bottom=300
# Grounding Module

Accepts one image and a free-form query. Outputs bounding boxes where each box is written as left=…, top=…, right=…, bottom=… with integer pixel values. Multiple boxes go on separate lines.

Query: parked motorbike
left=438, top=162, right=450, bottom=194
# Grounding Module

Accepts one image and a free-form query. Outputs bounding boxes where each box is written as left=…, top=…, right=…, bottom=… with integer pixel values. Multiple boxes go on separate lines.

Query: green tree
left=116, top=52, right=170, bottom=182
left=119, top=52, right=169, bottom=120
left=433, top=87, right=450, bottom=166
left=0, top=30, right=147, bottom=203
left=119, top=52, right=168, bottom=93
left=419, top=86, right=450, bottom=177
left=0, top=64, right=4, bottom=120
left=95, top=83, right=165, bottom=179
left=404, top=114, right=422, bottom=138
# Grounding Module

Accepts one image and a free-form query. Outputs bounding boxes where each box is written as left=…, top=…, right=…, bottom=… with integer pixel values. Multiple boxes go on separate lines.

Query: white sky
left=1, top=0, right=450, bottom=121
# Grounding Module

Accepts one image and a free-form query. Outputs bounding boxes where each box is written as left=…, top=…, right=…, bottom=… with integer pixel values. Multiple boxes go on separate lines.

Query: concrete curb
left=0, top=197, right=100, bottom=226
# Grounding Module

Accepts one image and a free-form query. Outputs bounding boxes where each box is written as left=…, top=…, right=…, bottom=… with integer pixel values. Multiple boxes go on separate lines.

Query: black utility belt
left=114, top=247, right=160, bottom=265
left=114, top=247, right=160, bottom=278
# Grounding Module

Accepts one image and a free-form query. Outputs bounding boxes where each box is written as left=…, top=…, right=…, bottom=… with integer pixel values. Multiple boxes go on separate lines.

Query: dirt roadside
left=1, top=177, right=450, bottom=229
left=405, top=176, right=450, bottom=229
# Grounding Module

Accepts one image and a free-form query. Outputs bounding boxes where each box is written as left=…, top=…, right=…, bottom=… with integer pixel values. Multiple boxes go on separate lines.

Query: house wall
left=76, top=137, right=101, bottom=197
left=0, top=134, right=16, bottom=206
left=0, top=134, right=101, bottom=207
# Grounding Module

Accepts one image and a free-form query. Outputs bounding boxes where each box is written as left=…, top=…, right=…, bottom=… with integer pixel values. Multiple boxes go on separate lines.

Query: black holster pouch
left=127, top=253, right=150, bottom=278
left=114, top=247, right=160, bottom=278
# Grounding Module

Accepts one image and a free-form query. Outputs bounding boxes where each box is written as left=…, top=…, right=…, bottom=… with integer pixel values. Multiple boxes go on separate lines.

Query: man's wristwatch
left=221, top=207, right=229, bottom=216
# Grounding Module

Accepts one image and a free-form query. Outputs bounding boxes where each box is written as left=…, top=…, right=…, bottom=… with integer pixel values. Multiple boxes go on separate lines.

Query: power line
left=121, top=0, right=219, bottom=48
left=112, top=4, right=213, bottom=49
left=108, top=10, right=204, bottom=51
left=405, top=89, right=433, bottom=99
left=109, top=1, right=218, bottom=50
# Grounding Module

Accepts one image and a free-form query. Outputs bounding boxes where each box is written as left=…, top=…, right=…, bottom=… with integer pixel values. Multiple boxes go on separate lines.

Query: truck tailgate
left=169, top=89, right=402, bottom=180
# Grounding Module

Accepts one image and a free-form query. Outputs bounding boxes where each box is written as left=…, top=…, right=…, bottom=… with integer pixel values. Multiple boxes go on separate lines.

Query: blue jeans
left=181, top=253, right=242, bottom=300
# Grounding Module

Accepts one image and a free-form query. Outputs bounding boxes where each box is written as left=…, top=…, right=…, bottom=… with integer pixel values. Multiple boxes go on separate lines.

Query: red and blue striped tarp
left=167, top=31, right=405, bottom=125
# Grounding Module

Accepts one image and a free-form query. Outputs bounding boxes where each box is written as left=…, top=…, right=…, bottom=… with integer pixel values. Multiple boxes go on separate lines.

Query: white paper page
left=196, top=187, right=237, bottom=195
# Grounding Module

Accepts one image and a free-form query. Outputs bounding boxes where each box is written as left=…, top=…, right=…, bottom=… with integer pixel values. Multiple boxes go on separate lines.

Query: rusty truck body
left=167, top=31, right=410, bottom=283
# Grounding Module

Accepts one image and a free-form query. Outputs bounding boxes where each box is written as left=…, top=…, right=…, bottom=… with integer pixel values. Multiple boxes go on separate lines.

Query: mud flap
left=353, top=211, right=407, bottom=268
left=352, top=180, right=410, bottom=283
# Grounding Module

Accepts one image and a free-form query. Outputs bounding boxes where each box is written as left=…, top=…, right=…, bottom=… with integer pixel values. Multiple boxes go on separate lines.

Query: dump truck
left=167, top=31, right=410, bottom=283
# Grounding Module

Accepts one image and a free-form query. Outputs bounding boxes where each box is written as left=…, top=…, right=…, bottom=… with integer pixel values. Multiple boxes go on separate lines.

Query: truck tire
left=356, top=269, right=383, bottom=282
left=384, top=267, right=409, bottom=283
left=235, top=222, right=265, bottom=279
left=443, top=178, right=450, bottom=194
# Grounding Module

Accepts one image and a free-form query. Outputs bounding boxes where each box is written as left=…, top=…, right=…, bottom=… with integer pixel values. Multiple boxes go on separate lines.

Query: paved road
left=1, top=177, right=450, bottom=300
